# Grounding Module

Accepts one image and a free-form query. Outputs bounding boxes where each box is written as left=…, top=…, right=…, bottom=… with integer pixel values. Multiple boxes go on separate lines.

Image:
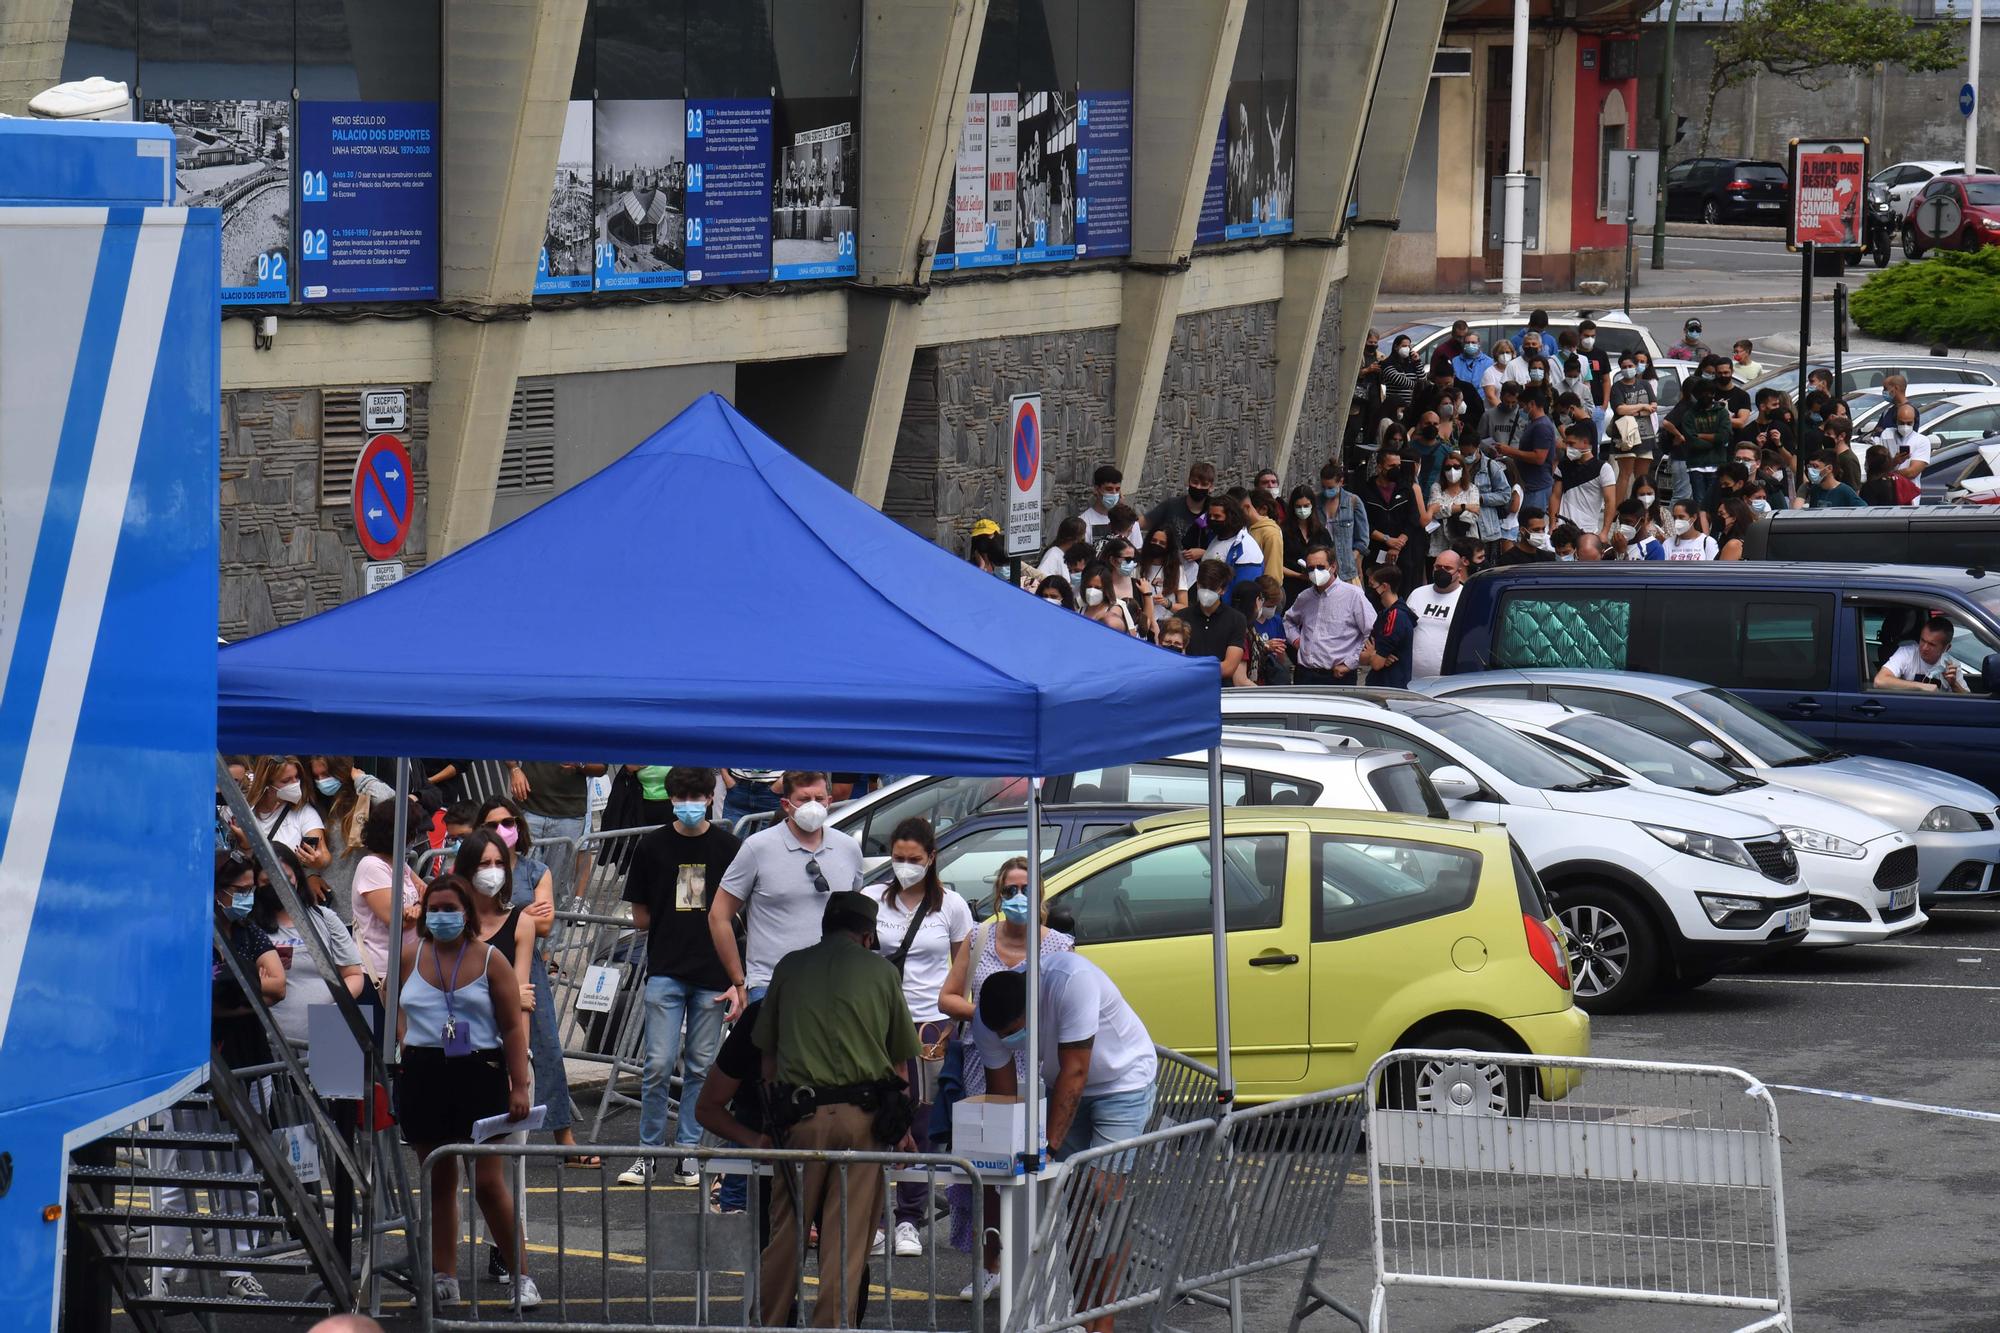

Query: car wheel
left=1552, top=885, right=1659, bottom=1013
left=1903, top=226, right=1924, bottom=261
left=1378, top=1027, right=1530, bottom=1116
left=1702, top=199, right=1721, bottom=225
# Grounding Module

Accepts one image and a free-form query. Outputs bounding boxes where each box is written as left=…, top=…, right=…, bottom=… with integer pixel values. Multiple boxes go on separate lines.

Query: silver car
left=1418, top=669, right=2000, bottom=904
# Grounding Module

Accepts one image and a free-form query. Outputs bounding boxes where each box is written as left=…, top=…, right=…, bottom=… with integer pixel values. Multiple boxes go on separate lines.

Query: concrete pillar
left=1112, top=0, right=1249, bottom=483
left=1269, top=0, right=1397, bottom=479
left=1332, top=0, right=1449, bottom=438
left=841, top=0, right=990, bottom=505
left=0, top=0, right=70, bottom=116
left=426, top=0, right=587, bottom=557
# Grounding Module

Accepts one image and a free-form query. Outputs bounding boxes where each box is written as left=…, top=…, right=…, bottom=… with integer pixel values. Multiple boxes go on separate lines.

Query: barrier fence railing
left=1363, top=1049, right=1792, bottom=1333
left=1148, top=1047, right=1224, bottom=1132
left=419, top=1142, right=991, bottom=1333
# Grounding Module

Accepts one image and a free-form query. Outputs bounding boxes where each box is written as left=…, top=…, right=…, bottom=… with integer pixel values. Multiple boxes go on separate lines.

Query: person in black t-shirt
left=1181, top=558, right=1250, bottom=683
left=617, top=767, right=741, bottom=1187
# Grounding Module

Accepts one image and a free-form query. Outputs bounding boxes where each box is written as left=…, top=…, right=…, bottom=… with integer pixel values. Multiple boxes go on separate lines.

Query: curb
left=1375, top=290, right=1835, bottom=315
left=1634, top=222, right=1792, bottom=242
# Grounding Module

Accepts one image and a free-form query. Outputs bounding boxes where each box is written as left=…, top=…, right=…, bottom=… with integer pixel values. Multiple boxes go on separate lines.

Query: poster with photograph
left=1196, top=116, right=1228, bottom=245
left=295, top=101, right=440, bottom=303
left=771, top=108, right=858, bottom=281
left=685, top=98, right=773, bottom=287
left=1016, top=89, right=1077, bottom=263
left=979, top=92, right=1020, bottom=268
left=593, top=98, right=688, bottom=291
left=1224, top=84, right=1293, bottom=238
left=1077, top=90, right=1132, bottom=259
left=934, top=93, right=988, bottom=273
left=143, top=98, right=293, bottom=304
left=536, top=100, right=595, bottom=295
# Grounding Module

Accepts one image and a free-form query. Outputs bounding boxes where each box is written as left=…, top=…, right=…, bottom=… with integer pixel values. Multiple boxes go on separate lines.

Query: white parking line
left=1853, top=941, right=2000, bottom=952
left=1733, top=977, right=2000, bottom=992
left=1474, top=1320, right=1549, bottom=1333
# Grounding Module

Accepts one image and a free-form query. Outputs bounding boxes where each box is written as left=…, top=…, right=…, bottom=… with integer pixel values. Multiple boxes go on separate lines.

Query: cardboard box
left=952, top=1095, right=1047, bottom=1176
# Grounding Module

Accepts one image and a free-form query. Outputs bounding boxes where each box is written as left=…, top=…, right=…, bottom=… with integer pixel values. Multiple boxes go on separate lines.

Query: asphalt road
left=109, top=899, right=2000, bottom=1331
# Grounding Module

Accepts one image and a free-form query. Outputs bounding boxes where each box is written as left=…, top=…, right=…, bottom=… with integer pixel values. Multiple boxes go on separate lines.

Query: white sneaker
left=228, top=1274, right=269, bottom=1301
left=868, top=1228, right=886, bottom=1256
left=510, top=1272, right=542, bottom=1309
left=958, top=1269, right=1002, bottom=1301
left=432, top=1274, right=461, bottom=1307
left=617, top=1157, right=654, bottom=1186
left=893, top=1221, right=923, bottom=1257
left=671, top=1157, right=699, bottom=1186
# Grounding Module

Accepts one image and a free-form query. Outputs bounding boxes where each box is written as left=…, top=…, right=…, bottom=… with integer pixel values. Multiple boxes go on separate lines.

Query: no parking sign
left=352, top=433, right=414, bottom=561
left=1005, top=393, right=1043, bottom=558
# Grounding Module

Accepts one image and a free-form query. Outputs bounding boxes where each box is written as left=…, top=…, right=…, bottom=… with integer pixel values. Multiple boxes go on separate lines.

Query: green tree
left=1697, top=0, right=1963, bottom=155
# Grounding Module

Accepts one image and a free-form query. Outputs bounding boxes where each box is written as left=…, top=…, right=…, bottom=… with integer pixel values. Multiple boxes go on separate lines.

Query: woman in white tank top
left=396, top=876, right=537, bottom=1310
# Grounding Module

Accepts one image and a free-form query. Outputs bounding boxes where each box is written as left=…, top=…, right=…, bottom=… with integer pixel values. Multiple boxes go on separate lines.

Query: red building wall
left=1572, top=34, right=1641, bottom=279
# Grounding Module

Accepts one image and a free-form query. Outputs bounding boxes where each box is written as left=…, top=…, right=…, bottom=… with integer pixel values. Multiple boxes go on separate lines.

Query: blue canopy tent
left=219, top=393, right=1217, bottom=773
left=218, top=394, right=1228, bottom=1282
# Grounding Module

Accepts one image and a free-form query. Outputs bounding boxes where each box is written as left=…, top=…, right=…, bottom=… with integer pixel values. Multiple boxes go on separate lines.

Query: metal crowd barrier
left=1363, top=1049, right=1792, bottom=1333
left=1148, top=1047, right=1223, bottom=1132
left=420, top=1142, right=990, bottom=1332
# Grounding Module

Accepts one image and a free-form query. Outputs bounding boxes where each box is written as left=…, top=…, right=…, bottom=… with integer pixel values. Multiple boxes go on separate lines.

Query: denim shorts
left=1057, top=1086, right=1157, bottom=1165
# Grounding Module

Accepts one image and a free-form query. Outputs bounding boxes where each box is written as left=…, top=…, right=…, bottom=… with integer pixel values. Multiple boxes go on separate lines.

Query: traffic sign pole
left=1969, top=0, right=1984, bottom=170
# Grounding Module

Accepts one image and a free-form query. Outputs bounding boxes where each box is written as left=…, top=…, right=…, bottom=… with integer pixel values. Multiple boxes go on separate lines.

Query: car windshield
left=1964, top=182, right=2000, bottom=205
left=1551, top=713, right=1746, bottom=796
left=1922, top=398, right=1997, bottom=428
left=1382, top=698, right=1605, bottom=791
left=1676, top=688, right=1832, bottom=766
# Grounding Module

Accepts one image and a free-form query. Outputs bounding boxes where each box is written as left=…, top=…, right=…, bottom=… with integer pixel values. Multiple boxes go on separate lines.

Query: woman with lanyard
left=1279, top=485, right=1329, bottom=607
left=245, top=756, right=331, bottom=874
left=864, top=817, right=973, bottom=1258
left=938, top=856, right=1075, bottom=1300
left=397, top=875, right=538, bottom=1310
left=469, top=802, right=590, bottom=1167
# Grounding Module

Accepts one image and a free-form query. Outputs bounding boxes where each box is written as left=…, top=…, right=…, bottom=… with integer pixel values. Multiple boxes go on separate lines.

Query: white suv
left=1468, top=697, right=1925, bottom=949
left=800, top=732, right=1447, bottom=870
left=1221, top=688, right=1809, bottom=1012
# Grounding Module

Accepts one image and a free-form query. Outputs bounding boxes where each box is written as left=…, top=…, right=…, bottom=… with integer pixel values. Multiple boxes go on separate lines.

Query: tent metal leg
left=1208, top=747, right=1233, bottom=1101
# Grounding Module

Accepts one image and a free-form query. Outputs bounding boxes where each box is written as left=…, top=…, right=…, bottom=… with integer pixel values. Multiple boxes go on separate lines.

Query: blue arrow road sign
left=1962, top=83, right=1976, bottom=118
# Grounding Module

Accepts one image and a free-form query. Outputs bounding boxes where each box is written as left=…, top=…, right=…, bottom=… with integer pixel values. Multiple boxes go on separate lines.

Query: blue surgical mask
left=1001, top=1028, right=1031, bottom=1051
left=1322, top=485, right=1342, bottom=499
left=1119, top=559, right=1138, bottom=577
left=1069, top=572, right=1083, bottom=590
left=426, top=910, right=466, bottom=942
left=673, top=801, right=708, bottom=828
left=225, top=889, right=256, bottom=921
left=315, top=775, right=342, bottom=797
left=1750, top=499, right=1772, bottom=515
left=999, top=892, right=1032, bottom=925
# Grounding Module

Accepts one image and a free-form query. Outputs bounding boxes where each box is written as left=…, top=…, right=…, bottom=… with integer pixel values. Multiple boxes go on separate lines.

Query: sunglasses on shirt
left=806, top=857, right=831, bottom=894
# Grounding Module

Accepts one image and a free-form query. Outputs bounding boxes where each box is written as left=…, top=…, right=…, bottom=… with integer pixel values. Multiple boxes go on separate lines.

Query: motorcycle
left=1864, top=180, right=1896, bottom=267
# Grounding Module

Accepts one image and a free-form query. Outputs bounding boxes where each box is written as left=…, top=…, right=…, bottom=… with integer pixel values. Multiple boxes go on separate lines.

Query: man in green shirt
left=754, top=892, right=918, bottom=1327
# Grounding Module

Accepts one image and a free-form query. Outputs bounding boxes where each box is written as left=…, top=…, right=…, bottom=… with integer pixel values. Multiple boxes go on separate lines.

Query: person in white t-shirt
left=1077, top=464, right=1144, bottom=546
left=244, top=756, right=331, bottom=872
left=1663, top=499, right=1718, bottom=560
left=350, top=800, right=425, bottom=980
left=1037, top=516, right=1089, bottom=578
left=1874, top=616, right=1973, bottom=693
left=1404, top=550, right=1466, bottom=680
left=1878, top=402, right=1934, bottom=486
left=864, top=816, right=973, bottom=1257
left=974, top=953, right=1156, bottom=1158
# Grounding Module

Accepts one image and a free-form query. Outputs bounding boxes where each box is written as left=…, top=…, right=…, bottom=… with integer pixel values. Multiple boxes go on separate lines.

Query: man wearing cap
left=756, top=891, right=920, bottom=1328
left=1668, top=317, right=1711, bottom=362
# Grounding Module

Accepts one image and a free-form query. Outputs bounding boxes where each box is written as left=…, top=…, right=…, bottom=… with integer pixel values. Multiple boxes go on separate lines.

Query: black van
left=1441, top=561, right=2000, bottom=792
left=1744, top=507, right=2000, bottom=567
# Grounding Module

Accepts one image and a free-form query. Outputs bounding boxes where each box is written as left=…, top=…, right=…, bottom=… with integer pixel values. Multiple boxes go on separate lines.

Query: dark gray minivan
left=1744, top=507, right=2000, bottom=567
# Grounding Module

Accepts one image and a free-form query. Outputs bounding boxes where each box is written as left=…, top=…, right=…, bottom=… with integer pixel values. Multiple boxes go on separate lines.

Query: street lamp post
left=1651, top=0, right=1679, bottom=270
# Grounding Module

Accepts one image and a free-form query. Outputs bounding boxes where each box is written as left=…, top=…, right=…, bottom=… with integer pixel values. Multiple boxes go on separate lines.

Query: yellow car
left=1040, top=807, right=1589, bottom=1109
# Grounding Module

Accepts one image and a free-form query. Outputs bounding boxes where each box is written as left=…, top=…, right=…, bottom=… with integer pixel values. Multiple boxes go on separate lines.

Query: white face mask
left=472, top=865, right=507, bottom=896
left=790, top=799, right=828, bottom=834
left=1581, top=336, right=1595, bottom=351
left=1263, top=484, right=1282, bottom=499
left=1308, top=567, right=1332, bottom=588
left=891, top=861, right=927, bottom=889
left=1083, top=587, right=1106, bottom=607
left=1612, top=522, right=1637, bottom=541
left=1526, top=531, right=1553, bottom=552
left=1294, top=503, right=1313, bottom=518
left=1671, top=517, right=1694, bottom=537
left=1443, top=466, right=1462, bottom=483
left=1196, top=587, right=1222, bottom=610
left=1565, top=447, right=1588, bottom=460
left=274, top=781, right=303, bottom=804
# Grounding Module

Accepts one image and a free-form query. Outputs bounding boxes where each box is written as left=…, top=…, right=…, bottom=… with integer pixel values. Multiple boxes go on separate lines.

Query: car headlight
left=1697, top=893, right=1769, bottom=926
left=1641, top=823, right=1759, bottom=871
left=1920, top=806, right=1981, bottom=833
left=1782, top=827, right=1867, bottom=860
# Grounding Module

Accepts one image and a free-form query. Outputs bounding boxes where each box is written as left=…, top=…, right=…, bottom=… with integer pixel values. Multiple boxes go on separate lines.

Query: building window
left=318, top=390, right=366, bottom=507
left=499, top=379, right=558, bottom=494
left=1598, top=88, right=1629, bottom=217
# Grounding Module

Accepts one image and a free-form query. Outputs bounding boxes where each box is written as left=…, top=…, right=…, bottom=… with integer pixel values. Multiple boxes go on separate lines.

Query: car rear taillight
left=1727, top=178, right=1753, bottom=190
left=1524, top=913, right=1571, bottom=990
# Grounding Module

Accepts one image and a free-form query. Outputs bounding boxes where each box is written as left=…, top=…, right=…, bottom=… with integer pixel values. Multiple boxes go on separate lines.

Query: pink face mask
left=494, top=822, right=520, bottom=849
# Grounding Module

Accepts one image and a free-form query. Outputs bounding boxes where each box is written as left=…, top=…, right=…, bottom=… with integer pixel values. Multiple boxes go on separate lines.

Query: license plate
left=1889, top=886, right=1917, bottom=911
left=1783, top=905, right=1810, bottom=933
left=1758, top=202, right=1780, bottom=209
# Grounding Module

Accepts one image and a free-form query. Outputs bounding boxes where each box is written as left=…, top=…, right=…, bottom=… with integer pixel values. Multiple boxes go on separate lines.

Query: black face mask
left=1188, top=487, right=1209, bottom=507
left=1432, top=569, right=1455, bottom=591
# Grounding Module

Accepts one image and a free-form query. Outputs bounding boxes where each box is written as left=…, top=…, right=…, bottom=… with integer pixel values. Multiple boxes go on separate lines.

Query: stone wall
left=1139, top=301, right=1281, bottom=498
left=220, top=385, right=429, bottom=639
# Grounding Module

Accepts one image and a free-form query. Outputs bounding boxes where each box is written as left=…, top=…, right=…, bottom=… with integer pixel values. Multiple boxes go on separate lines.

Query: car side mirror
left=1984, top=653, right=2000, bottom=696
left=1690, top=739, right=1730, bottom=763
left=1429, top=764, right=1483, bottom=801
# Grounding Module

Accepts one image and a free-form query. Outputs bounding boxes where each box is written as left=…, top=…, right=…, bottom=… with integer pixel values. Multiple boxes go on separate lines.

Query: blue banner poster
left=1076, top=91, right=1132, bottom=260
left=594, top=99, right=687, bottom=291
left=685, top=99, right=774, bottom=287
left=295, top=101, right=439, bottom=303
left=1195, top=116, right=1227, bottom=245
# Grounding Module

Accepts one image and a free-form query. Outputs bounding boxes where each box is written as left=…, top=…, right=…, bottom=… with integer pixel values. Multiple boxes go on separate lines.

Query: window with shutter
left=319, top=390, right=366, bottom=507
left=499, top=378, right=557, bottom=494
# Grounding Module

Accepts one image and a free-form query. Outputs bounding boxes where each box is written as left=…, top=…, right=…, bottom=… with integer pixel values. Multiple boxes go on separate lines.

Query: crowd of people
left=207, top=761, right=1153, bottom=1321
left=960, top=310, right=1946, bottom=690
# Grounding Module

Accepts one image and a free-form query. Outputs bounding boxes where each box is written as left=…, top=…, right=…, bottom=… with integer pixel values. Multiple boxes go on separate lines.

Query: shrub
left=1850, top=248, right=2000, bottom=349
